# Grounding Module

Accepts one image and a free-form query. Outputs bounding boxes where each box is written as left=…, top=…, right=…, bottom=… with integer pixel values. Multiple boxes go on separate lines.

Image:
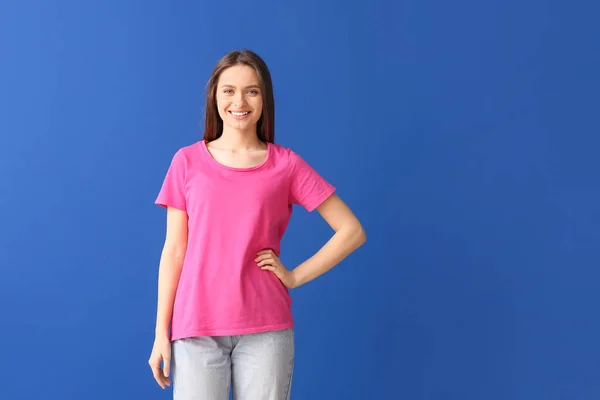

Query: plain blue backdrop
left=1, top=0, right=599, bottom=399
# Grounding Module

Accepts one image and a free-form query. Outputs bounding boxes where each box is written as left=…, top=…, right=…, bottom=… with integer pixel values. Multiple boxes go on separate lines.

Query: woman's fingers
left=149, top=357, right=171, bottom=389
left=163, top=357, right=171, bottom=379
left=255, top=251, right=286, bottom=280
left=255, top=253, right=275, bottom=262
left=151, top=363, right=166, bottom=388
left=257, top=258, right=276, bottom=267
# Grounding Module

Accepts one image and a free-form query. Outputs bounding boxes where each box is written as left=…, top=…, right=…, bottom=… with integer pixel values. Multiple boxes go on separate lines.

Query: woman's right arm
left=154, top=206, right=189, bottom=339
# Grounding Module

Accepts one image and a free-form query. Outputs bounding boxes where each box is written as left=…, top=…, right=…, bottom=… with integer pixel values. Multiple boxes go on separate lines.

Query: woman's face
left=216, top=65, right=263, bottom=133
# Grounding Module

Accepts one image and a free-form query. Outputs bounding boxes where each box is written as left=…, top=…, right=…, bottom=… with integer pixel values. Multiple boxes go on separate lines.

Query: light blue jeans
left=171, top=328, right=294, bottom=400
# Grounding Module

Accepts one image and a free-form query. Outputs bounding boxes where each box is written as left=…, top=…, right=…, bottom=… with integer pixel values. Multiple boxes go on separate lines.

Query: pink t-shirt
left=155, top=140, right=335, bottom=340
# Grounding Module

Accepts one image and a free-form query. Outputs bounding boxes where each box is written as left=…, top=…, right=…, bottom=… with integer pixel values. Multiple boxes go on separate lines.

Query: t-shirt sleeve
left=288, top=150, right=336, bottom=212
left=155, top=149, right=187, bottom=212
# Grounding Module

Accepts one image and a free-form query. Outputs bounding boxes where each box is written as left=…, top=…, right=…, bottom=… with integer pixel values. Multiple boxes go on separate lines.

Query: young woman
left=148, top=49, right=366, bottom=400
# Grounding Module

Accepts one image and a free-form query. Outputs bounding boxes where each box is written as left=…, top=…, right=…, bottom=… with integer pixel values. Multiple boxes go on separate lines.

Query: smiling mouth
left=229, top=111, right=251, bottom=116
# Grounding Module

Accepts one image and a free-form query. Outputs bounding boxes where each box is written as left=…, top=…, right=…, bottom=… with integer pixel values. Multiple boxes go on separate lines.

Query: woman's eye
left=248, top=90, right=259, bottom=95
left=224, top=89, right=233, bottom=94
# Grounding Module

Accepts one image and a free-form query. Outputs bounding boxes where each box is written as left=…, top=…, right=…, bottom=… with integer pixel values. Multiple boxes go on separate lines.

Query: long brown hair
left=202, top=50, right=275, bottom=143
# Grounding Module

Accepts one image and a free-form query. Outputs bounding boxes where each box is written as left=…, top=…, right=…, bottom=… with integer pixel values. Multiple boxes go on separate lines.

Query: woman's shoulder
left=167, top=140, right=203, bottom=160
left=269, top=142, right=302, bottom=164
left=179, top=140, right=203, bottom=154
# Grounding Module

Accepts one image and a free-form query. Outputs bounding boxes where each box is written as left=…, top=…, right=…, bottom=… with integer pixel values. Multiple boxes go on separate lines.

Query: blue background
left=1, top=1, right=599, bottom=399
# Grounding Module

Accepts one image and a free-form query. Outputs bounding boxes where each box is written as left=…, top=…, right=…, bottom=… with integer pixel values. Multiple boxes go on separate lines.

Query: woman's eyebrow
left=220, top=84, right=261, bottom=89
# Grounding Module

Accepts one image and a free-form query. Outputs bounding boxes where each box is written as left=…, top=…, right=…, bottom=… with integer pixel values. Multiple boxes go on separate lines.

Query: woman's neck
left=212, top=129, right=264, bottom=151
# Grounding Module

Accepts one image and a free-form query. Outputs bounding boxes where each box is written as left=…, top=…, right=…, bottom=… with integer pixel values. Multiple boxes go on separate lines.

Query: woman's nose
left=233, top=93, right=247, bottom=107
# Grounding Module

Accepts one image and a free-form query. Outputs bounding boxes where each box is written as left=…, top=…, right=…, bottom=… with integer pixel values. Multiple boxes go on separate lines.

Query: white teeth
left=231, top=111, right=249, bottom=116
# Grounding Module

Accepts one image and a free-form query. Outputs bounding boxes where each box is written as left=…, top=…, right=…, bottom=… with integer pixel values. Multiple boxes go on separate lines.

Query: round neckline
left=200, top=139, right=272, bottom=172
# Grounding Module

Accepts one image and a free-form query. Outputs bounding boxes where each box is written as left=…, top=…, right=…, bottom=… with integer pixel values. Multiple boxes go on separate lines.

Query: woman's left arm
left=290, top=193, right=366, bottom=288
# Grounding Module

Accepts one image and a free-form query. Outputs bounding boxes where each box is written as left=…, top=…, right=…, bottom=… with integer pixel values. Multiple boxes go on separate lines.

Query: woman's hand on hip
left=255, top=249, right=297, bottom=289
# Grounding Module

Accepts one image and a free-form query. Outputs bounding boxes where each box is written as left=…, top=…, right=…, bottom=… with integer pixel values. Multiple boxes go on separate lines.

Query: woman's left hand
left=255, top=249, right=297, bottom=289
